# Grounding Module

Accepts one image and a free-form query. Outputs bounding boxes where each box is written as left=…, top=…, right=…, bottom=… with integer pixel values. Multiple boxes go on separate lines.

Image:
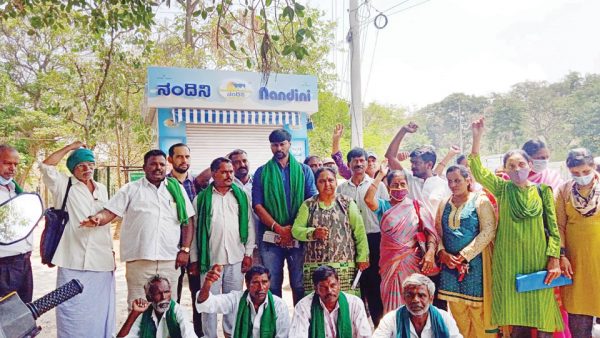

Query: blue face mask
left=572, top=173, right=594, bottom=186
left=0, top=176, right=13, bottom=186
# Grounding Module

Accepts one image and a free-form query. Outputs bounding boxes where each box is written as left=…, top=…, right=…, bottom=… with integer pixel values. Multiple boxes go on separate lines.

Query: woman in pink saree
left=364, top=161, right=439, bottom=313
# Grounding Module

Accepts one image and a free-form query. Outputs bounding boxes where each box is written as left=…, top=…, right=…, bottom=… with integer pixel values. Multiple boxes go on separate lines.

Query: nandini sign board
left=147, top=67, right=319, bottom=114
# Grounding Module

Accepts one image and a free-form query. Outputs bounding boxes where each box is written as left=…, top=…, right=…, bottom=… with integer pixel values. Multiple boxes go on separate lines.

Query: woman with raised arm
left=364, top=160, right=440, bottom=313
left=468, top=118, right=563, bottom=337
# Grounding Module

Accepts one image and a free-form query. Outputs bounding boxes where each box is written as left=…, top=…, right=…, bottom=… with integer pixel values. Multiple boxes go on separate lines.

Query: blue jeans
left=260, top=242, right=305, bottom=305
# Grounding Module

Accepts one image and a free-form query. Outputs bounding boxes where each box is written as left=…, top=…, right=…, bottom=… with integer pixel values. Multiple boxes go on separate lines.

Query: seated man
left=117, top=275, right=197, bottom=338
left=195, top=264, right=290, bottom=337
left=373, top=273, right=462, bottom=338
left=289, top=265, right=372, bottom=338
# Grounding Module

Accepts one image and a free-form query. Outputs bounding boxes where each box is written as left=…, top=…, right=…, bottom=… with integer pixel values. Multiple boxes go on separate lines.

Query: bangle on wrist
left=270, top=221, right=277, bottom=231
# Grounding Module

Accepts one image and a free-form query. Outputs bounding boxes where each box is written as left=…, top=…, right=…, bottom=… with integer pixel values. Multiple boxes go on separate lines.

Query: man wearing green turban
left=66, top=148, right=96, bottom=174
left=41, top=141, right=115, bottom=338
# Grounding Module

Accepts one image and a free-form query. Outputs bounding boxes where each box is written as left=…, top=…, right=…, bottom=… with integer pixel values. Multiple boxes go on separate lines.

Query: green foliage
left=0, top=0, right=155, bottom=34
left=415, top=71, right=600, bottom=160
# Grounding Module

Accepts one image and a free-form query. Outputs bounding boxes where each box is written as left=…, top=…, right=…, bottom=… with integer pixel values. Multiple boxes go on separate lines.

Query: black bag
left=40, top=178, right=72, bottom=267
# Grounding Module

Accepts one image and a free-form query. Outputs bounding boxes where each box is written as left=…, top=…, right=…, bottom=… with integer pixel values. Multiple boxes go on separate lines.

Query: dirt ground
left=30, top=223, right=295, bottom=338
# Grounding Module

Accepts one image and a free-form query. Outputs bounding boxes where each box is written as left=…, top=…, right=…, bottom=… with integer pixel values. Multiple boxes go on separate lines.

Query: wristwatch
left=179, top=246, right=190, bottom=253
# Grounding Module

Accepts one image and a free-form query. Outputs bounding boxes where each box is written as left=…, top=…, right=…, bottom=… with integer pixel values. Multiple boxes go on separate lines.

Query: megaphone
left=0, top=279, right=84, bottom=338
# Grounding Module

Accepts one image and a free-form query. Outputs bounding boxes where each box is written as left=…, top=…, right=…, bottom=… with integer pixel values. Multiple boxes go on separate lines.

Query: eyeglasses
left=75, top=162, right=96, bottom=170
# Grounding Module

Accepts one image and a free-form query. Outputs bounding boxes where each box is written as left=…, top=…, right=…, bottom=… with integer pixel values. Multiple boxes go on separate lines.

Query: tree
left=417, top=93, right=488, bottom=152
left=565, top=74, right=600, bottom=154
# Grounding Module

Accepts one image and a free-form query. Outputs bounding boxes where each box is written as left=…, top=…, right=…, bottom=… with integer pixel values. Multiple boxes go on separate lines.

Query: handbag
left=40, top=178, right=72, bottom=267
left=536, top=184, right=550, bottom=242
left=413, top=199, right=440, bottom=276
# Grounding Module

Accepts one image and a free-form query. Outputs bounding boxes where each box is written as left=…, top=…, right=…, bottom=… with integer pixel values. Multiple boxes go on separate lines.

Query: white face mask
left=532, top=159, right=549, bottom=173
left=572, top=173, right=594, bottom=186
left=0, top=176, right=13, bottom=185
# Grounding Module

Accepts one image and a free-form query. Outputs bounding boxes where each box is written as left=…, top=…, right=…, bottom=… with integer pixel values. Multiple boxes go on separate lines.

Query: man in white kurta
left=118, top=276, right=197, bottom=338
left=289, top=265, right=372, bottom=338
left=384, top=122, right=451, bottom=216
left=191, top=157, right=255, bottom=338
left=372, top=274, right=462, bottom=338
left=81, top=150, right=195, bottom=308
left=195, top=265, right=290, bottom=338
left=41, top=141, right=115, bottom=338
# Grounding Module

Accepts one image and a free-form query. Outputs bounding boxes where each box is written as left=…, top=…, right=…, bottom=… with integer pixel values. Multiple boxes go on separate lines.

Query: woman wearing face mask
left=522, top=139, right=564, bottom=191
left=468, top=118, right=563, bottom=338
left=292, top=167, right=370, bottom=295
left=555, top=148, right=600, bottom=337
left=364, top=160, right=440, bottom=313
left=523, top=140, right=571, bottom=338
left=436, top=165, right=497, bottom=337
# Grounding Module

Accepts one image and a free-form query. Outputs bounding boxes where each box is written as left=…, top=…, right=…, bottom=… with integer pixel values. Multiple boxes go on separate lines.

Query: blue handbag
left=40, top=178, right=72, bottom=267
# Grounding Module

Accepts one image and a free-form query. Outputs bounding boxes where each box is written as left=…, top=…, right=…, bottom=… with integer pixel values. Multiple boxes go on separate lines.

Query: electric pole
left=348, top=0, right=363, bottom=148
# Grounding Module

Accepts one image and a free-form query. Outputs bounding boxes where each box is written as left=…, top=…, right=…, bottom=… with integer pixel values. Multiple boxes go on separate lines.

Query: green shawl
left=261, top=155, right=305, bottom=225
left=233, top=290, right=277, bottom=338
left=309, top=292, right=352, bottom=338
left=196, top=183, right=249, bottom=273
left=139, top=300, right=181, bottom=338
left=395, top=305, right=449, bottom=338
left=13, top=180, right=23, bottom=194
left=165, top=177, right=188, bottom=226
left=506, top=182, right=543, bottom=221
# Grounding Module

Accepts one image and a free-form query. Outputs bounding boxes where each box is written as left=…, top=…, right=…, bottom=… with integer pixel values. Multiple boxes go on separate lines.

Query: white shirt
left=403, top=169, right=451, bottom=217
left=191, top=187, right=255, bottom=265
left=336, top=175, right=389, bottom=234
left=233, top=175, right=253, bottom=197
left=124, top=302, right=197, bottom=338
left=195, top=290, right=290, bottom=338
left=39, top=163, right=114, bottom=271
left=0, top=181, right=32, bottom=257
left=373, top=306, right=463, bottom=338
left=289, top=292, right=372, bottom=338
left=105, top=177, right=195, bottom=262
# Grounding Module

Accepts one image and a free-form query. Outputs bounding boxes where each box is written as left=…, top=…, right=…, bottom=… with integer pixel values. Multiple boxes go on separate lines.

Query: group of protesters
left=0, top=116, right=598, bottom=338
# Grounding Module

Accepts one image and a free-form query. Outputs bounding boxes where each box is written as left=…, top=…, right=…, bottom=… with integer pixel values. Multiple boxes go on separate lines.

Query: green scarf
left=309, top=292, right=352, bottom=338
left=233, top=290, right=277, bottom=338
left=139, top=300, right=181, bottom=338
left=261, top=155, right=305, bottom=225
left=13, top=180, right=23, bottom=194
left=395, top=305, right=449, bottom=338
left=165, top=177, right=189, bottom=226
left=506, top=182, right=542, bottom=221
left=196, top=183, right=249, bottom=273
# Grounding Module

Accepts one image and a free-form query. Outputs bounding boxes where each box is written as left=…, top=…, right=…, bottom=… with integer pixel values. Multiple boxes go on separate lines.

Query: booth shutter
left=186, top=124, right=277, bottom=173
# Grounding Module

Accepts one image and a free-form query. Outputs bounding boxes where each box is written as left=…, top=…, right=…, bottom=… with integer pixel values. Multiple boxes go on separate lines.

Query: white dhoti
left=56, top=267, right=116, bottom=338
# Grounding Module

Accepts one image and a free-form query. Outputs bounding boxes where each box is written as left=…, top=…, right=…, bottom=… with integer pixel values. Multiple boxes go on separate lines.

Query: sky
left=308, top=0, right=600, bottom=109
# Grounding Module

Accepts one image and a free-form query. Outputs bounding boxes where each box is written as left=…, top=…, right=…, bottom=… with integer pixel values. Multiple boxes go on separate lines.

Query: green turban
left=66, top=148, right=95, bottom=173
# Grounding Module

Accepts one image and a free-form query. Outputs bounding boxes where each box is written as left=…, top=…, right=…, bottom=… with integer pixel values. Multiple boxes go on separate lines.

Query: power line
left=362, top=28, right=379, bottom=101
left=387, top=0, right=432, bottom=17
left=379, top=0, right=413, bottom=14
left=358, top=0, right=433, bottom=29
